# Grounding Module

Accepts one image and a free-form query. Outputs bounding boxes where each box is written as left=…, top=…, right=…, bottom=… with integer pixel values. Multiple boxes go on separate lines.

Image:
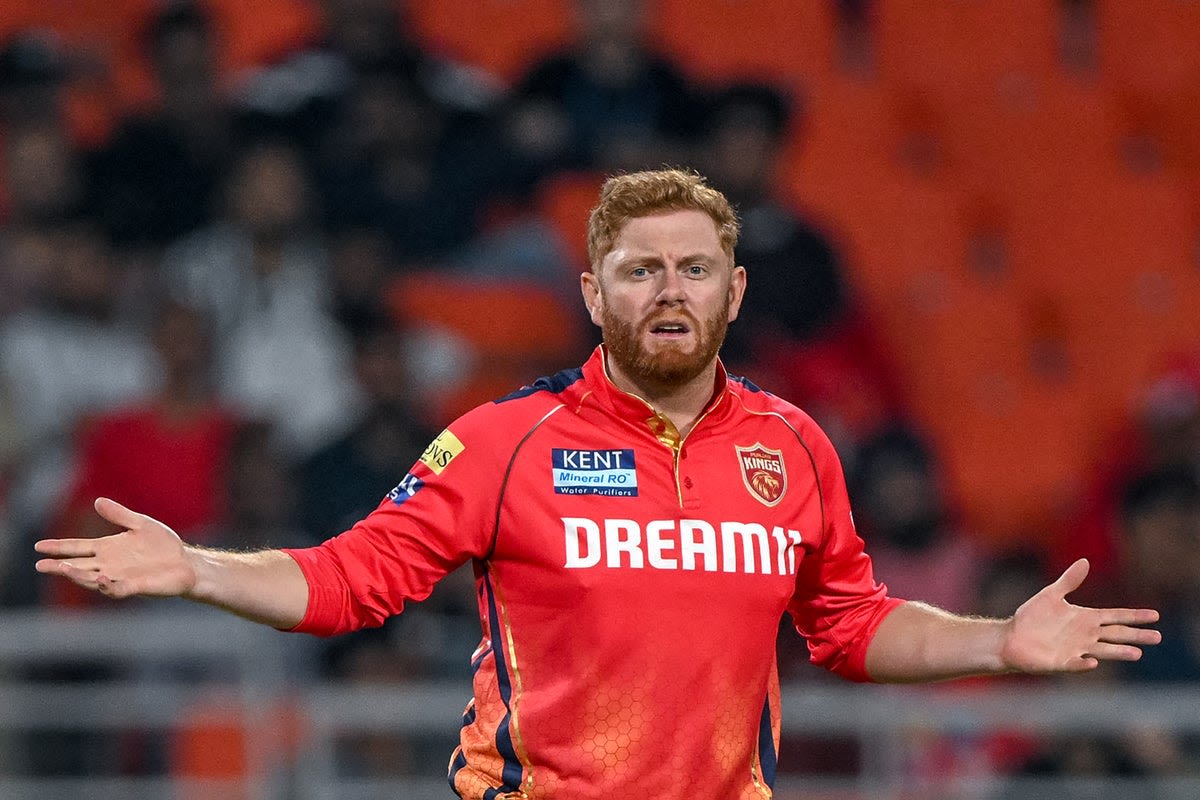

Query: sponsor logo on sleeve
left=552, top=448, right=638, bottom=497
left=736, top=443, right=787, bottom=507
left=387, top=473, right=424, bottom=505
left=420, top=429, right=465, bottom=474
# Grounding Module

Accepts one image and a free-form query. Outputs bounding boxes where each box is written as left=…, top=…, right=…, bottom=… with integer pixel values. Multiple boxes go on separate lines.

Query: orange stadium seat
left=1007, top=168, right=1200, bottom=434
left=0, top=0, right=158, bottom=143
left=203, top=0, right=320, bottom=74
left=385, top=272, right=587, bottom=424
left=404, top=0, right=572, bottom=84
left=1109, top=88, right=1200, bottom=180
left=778, top=76, right=899, bottom=233
left=1094, top=0, right=1200, bottom=96
left=0, top=0, right=319, bottom=143
left=874, top=0, right=1061, bottom=98
left=533, top=170, right=606, bottom=275
left=650, top=0, right=836, bottom=85
left=808, top=154, right=1102, bottom=542
left=932, top=75, right=1120, bottom=203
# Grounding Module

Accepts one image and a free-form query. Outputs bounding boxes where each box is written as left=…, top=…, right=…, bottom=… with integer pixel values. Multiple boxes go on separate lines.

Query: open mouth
left=649, top=320, right=692, bottom=338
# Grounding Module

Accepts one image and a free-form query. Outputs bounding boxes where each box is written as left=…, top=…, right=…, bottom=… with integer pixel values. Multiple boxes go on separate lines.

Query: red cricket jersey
left=284, top=346, right=902, bottom=798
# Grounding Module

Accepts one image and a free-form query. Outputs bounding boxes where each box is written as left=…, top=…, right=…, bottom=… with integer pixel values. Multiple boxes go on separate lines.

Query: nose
left=655, top=267, right=686, bottom=305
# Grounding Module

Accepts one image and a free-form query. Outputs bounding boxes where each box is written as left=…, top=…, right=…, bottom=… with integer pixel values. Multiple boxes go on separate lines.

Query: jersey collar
left=581, top=345, right=733, bottom=446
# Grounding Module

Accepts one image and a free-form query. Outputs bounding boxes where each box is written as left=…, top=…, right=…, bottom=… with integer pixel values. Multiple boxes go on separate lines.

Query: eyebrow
left=616, top=252, right=721, bottom=268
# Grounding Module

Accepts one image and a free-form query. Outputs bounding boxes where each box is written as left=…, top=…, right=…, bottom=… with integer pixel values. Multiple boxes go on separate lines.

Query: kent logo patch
left=552, top=448, right=638, bottom=497
left=387, top=473, right=424, bottom=505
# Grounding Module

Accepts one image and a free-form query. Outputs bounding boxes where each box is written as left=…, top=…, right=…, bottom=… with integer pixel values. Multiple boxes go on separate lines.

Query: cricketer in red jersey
left=286, top=344, right=899, bottom=797
left=36, top=169, right=1162, bottom=799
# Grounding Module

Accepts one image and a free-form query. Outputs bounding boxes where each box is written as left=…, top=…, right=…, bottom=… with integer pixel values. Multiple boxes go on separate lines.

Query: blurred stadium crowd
left=0, top=0, right=1198, bottom=791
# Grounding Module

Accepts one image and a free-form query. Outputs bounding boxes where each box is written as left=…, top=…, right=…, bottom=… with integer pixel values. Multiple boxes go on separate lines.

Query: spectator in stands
left=161, top=133, right=362, bottom=458
left=848, top=424, right=983, bottom=615
left=313, top=64, right=498, bottom=263
left=46, top=299, right=239, bottom=609
left=298, top=312, right=435, bottom=542
left=1013, top=466, right=1200, bottom=784
left=89, top=3, right=238, bottom=251
left=0, top=117, right=88, bottom=319
left=249, top=0, right=501, bottom=156
left=324, top=224, right=398, bottom=331
left=697, top=81, right=903, bottom=444
left=0, top=217, right=157, bottom=543
left=496, top=0, right=705, bottom=195
left=1115, top=467, right=1200, bottom=683
left=699, top=83, right=849, bottom=360
left=0, top=29, right=68, bottom=129
left=1052, top=355, right=1200, bottom=603
left=215, top=420, right=310, bottom=552
left=313, top=0, right=499, bottom=109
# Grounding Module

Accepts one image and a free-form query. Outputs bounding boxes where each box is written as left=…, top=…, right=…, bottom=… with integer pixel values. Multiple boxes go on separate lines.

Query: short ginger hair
left=586, top=169, right=740, bottom=270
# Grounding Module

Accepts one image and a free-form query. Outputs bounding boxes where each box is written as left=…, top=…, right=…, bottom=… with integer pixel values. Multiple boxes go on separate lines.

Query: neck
left=603, top=350, right=719, bottom=437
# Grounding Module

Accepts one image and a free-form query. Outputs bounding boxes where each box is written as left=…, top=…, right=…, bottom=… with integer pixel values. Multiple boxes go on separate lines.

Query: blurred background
left=0, top=0, right=1197, bottom=798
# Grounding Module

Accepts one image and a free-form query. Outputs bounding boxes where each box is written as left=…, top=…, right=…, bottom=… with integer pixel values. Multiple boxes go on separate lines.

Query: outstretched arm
left=34, top=497, right=309, bottom=630
left=864, top=558, right=1161, bottom=683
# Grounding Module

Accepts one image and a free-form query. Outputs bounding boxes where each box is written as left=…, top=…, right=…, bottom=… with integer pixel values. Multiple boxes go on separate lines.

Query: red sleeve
left=786, top=420, right=903, bottom=682
left=282, top=402, right=523, bottom=637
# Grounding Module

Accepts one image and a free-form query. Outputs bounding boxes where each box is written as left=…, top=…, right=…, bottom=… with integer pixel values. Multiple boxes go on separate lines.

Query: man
left=35, top=169, right=1160, bottom=799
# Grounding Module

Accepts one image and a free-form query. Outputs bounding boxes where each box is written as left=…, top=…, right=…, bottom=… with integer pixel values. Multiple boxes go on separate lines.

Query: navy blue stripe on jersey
left=494, top=366, right=585, bottom=403
left=483, top=570, right=524, bottom=793
left=448, top=747, right=469, bottom=796
left=730, top=372, right=764, bottom=393
left=757, top=695, right=777, bottom=788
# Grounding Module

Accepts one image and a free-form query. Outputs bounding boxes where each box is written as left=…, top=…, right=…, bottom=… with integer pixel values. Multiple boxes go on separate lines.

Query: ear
left=727, top=265, right=747, bottom=323
left=580, top=270, right=604, bottom=327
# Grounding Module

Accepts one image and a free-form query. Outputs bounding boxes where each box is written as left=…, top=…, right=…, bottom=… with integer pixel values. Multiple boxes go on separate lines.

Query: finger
left=1050, top=558, right=1090, bottom=598
left=1099, top=625, right=1163, bottom=646
left=1097, top=607, right=1160, bottom=626
left=35, top=557, right=99, bottom=573
left=94, top=497, right=143, bottom=529
left=1085, top=642, right=1147, bottom=662
left=33, top=539, right=99, bottom=557
left=36, top=560, right=102, bottom=589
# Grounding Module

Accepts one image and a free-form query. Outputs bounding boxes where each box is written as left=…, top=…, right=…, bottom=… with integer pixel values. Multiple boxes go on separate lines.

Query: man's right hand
left=34, top=497, right=198, bottom=600
left=35, top=497, right=310, bottom=629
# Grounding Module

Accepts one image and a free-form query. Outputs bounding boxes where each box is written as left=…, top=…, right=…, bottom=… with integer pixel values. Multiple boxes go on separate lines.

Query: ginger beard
left=600, top=299, right=731, bottom=392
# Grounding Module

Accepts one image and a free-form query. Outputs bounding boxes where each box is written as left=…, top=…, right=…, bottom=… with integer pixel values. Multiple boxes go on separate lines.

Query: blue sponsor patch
left=387, top=473, right=424, bottom=505
left=552, top=448, right=637, bottom=497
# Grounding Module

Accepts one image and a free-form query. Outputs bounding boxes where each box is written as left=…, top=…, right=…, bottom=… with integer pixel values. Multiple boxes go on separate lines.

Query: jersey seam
left=484, top=403, right=567, bottom=561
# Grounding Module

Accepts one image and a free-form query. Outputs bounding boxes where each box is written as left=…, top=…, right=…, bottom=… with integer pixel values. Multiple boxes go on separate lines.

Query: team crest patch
left=736, top=443, right=787, bottom=507
left=552, top=448, right=638, bottom=497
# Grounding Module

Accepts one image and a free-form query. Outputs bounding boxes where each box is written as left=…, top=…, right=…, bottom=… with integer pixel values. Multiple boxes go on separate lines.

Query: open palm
left=34, top=497, right=197, bottom=599
left=1001, top=558, right=1161, bottom=673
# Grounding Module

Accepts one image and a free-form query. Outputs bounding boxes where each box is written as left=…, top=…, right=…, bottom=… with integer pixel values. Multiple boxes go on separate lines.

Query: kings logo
left=736, top=443, right=787, bottom=507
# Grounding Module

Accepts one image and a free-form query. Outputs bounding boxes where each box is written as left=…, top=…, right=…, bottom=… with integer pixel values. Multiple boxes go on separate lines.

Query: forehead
left=606, top=209, right=725, bottom=263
